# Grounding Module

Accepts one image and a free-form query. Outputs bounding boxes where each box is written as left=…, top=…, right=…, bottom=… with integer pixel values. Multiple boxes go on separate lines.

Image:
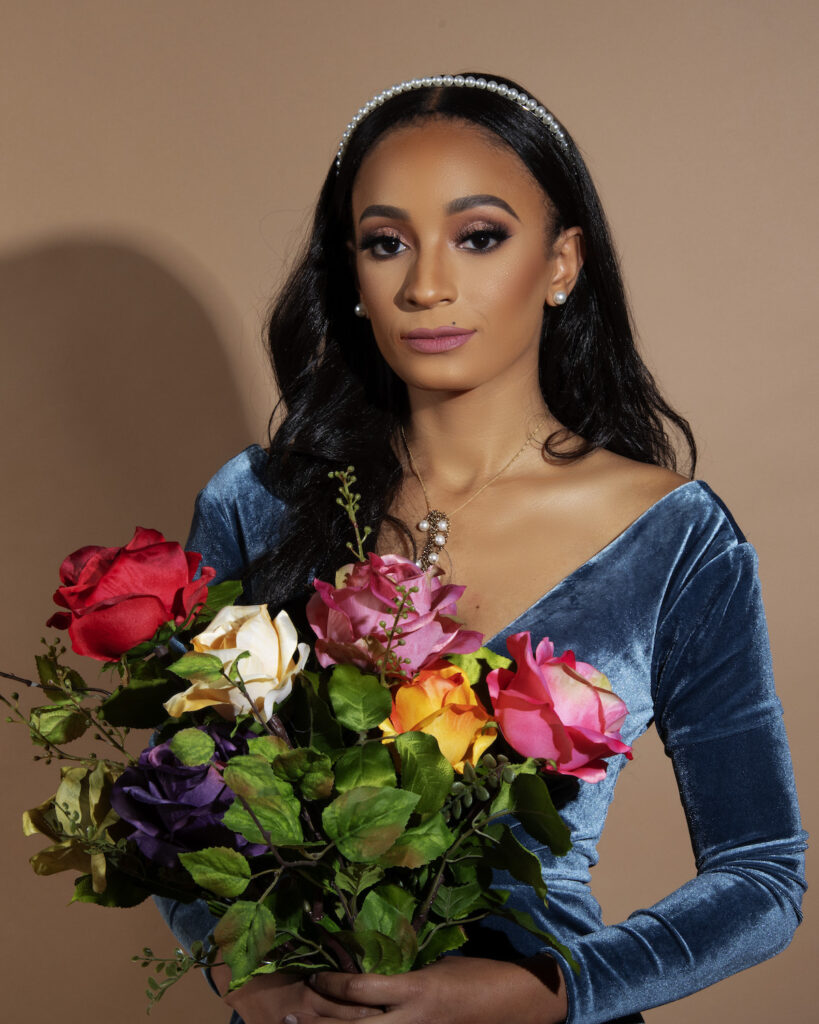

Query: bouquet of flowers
left=1, top=469, right=631, bottom=1010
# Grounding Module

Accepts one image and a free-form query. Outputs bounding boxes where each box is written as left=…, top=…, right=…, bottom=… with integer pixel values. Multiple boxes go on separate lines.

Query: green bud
left=502, top=765, right=516, bottom=784
left=463, top=789, right=473, bottom=808
left=462, top=761, right=476, bottom=783
left=451, top=780, right=466, bottom=795
left=481, top=753, right=497, bottom=770
left=474, top=784, right=490, bottom=802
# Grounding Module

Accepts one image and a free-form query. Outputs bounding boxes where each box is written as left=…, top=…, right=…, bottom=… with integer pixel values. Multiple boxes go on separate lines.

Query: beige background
left=0, top=1, right=815, bottom=1020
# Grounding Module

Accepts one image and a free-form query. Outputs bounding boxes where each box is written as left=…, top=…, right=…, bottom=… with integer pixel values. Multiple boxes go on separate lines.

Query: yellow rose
left=163, top=605, right=308, bottom=720
left=381, top=663, right=497, bottom=773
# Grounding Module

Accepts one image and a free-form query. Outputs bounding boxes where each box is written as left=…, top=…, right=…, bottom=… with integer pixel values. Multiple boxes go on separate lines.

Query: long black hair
left=250, top=72, right=696, bottom=609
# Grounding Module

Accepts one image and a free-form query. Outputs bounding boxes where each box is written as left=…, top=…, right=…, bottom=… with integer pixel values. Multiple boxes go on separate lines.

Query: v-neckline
left=484, top=480, right=704, bottom=647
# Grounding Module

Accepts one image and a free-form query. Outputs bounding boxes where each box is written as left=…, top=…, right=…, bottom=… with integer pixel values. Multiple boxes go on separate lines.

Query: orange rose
left=381, top=663, right=496, bottom=773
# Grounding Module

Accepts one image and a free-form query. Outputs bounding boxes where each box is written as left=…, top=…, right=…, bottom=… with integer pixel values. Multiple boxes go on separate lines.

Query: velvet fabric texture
left=157, top=445, right=807, bottom=1024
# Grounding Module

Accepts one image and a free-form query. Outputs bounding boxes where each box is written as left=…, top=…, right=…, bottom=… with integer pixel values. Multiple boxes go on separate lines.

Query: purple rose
left=110, top=722, right=264, bottom=867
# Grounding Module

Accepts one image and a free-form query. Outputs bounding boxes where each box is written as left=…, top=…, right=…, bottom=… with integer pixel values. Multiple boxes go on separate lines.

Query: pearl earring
left=354, top=302, right=368, bottom=318
left=553, top=291, right=567, bottom=306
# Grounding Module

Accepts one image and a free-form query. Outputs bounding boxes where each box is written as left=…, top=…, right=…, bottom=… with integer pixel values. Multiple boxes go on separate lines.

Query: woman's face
left=350, top=117, right=581, bottom=398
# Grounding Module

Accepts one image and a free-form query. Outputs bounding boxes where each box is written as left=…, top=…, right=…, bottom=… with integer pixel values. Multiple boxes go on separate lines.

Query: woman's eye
left=360, top=233, right=407, bottom=258
left=458, top=226, right=510, bottom=252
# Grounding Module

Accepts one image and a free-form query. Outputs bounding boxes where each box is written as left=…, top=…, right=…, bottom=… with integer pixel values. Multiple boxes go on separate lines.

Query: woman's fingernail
left=284, top=1016, right=298, bottom=1024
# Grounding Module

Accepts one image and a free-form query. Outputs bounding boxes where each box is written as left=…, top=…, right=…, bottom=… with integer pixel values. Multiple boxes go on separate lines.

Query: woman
left=159, top=73, right=806, bottom=1023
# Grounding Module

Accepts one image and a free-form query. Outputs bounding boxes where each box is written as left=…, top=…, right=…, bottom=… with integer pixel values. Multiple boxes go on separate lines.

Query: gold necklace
left=400, top=420, right=545, bottom=571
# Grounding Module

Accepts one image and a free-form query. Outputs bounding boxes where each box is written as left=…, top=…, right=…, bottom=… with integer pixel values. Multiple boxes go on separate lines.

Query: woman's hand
left=210, top=963, right=382, bottom=1024
left=294, top=956, right=568, bottom=1024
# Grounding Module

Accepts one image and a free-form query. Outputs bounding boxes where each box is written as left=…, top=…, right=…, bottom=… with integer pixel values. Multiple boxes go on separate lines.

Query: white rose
left=163, top=605, right=309, bottom=720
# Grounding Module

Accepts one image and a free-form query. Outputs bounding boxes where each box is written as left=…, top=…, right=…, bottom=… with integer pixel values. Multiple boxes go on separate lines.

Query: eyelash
left=358, top=220, right=511, bottom=259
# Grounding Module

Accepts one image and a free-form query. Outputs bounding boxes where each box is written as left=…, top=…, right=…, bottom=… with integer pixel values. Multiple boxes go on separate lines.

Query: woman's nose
left=400, top=246, right=456, bottom=308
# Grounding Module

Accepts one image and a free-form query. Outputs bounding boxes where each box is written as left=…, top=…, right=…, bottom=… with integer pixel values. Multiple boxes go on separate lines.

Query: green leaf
left=339, top=929, right=406, bottom=975
left=196, top=579, right=244, bottom=624
left=222, top=756, right=303, bottom=847
left=303, top=681, right=344, bottom=755
left=334, top=743, right=396, bottom=793
left=354, top=890, right=417, bottom=972
left=395, top=732, right=454, bottom=816
left=35, top=656, right=87, bottom=702
left=448, top=646, right=512, bottom=686
left=170, top=727, right=216, bottom=766
left=272, top=747, right=334, bottom=800
left=327, top=663, right=392, bottom=732
left=379, top=813, right=454, bottom=868
left=247, top=735, right=290, bottom=762
left=486, top=904, right=577, bottom=970
left=507, top=773, right=571, bottom=856
left=416, top=924, right=467, bottom=966
left=334, top=863, right=384, bottom=897
left=484, top=823, right=548, bottom=901
left=264, top=880, right=307, bottom=935
left=167, top=652, right=224, bottom=680
left=30, top=704, right=89, bottom=745
left=71, top=870, right=150, bottom=908
left=322, top=786, right=419, bottom=862
left=372, top=884, right=416, bottom=921
left=35, top=654, right=65, bottom=694
left=432, top=880, right=484, bottom=921
left=178, top=847, right=251, bottom=898
left=214, top=900, right=277, bottom=984
left=228, top=650, right=252, bottom=683
left=122, top=621, right=177, bottom=659
left=98, top=669, right=185, bottom=728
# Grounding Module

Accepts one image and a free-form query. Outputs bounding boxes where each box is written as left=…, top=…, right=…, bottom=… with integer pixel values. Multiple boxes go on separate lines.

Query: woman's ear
left=545, top=226, right=584, bottom=307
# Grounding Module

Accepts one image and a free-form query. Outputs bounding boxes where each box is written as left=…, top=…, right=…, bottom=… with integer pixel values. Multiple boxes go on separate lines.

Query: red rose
left=47, top=527, right=216, bottom=661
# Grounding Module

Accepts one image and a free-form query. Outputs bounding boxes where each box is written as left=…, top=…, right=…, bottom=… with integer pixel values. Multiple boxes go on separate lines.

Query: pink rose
left=487, top=632, right=632, bottom=782
left=47, top=527, right=216, bottom=661
left=306, top=553, right=482, bottom=679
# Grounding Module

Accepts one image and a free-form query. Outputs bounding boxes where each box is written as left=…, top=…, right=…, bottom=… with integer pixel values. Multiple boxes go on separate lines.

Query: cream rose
left=163, top=605, right=309, bottom=721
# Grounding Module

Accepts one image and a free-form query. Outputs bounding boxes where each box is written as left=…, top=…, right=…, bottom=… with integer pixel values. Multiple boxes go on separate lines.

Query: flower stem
left=0, top=670, right=36, bottom=687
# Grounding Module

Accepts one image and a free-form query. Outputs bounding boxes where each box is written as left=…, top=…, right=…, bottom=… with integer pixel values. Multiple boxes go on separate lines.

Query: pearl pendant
left=417, top=508, right=450, bottom=571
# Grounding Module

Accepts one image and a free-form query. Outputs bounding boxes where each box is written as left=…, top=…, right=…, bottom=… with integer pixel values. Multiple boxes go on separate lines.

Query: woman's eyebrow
left=446, top=194, right=520, bottom=221
left=359, top=204, right=408, bottom=223
left=358, top=194, right=520, bottom=225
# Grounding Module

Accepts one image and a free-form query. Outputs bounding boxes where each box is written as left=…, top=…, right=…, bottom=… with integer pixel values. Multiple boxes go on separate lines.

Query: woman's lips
left=402, top=327, right=475, bottom=353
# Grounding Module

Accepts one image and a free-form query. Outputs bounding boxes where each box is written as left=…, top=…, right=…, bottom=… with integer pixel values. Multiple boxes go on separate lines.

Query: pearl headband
left=335, top=74, right=568, bottom=169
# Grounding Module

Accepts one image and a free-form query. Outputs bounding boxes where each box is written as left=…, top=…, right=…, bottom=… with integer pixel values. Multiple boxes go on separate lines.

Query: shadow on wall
left=0, top=237, right=257, bottom=1024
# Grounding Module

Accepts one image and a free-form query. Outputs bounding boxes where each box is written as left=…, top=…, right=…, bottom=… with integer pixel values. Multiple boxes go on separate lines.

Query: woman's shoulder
left=188, top=445, right=285, bottom=579
left=575, top=450, right=746, bottom=556
left=196, top=444, right=273, bottom=507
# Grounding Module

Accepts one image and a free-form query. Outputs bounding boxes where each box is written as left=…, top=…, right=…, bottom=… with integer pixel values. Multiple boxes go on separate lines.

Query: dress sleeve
left=553, top=543, right=807, bottom=1023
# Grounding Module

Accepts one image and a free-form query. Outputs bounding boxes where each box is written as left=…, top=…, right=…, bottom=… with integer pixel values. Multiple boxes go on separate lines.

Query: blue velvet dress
left=157, top=445, right=807, bottom=1024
